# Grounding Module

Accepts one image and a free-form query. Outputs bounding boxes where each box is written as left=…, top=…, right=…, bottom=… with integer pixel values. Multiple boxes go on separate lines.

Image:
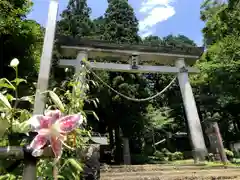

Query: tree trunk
left=108, top=127, right=114, bottom=149
left=233, top=119, right=240, bottom=132
left=114, top=126, right=122, bottom=164
left=123, top=137, right=131, bottom=164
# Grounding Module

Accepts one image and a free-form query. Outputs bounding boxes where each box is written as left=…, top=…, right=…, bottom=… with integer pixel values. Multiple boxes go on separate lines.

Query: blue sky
left=28, top=0, right=204, bottom=45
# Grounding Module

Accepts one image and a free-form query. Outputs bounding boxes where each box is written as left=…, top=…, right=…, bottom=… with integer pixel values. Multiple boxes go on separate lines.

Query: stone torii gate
left=57, top=36, right=207, bottom=163
left=32, top=0, right=206, bottom=166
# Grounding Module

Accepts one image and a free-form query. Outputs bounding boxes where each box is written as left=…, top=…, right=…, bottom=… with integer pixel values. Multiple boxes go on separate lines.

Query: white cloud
left=139, top=0, right=176, bottom=38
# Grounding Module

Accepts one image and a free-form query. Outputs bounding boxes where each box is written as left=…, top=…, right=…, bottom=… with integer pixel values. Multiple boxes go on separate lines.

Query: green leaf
left=20, top=96, right=34, bottom=104
left=0, top=78, right=15, bottom=90
left=0, top=174, right=16, bottom=180
left=89, top=80, right=98, bottom=87
left=0, top=115, right=9, bottom=138
left=19, top=110, right=31, bottom=122
left=67, top=158, right=83, bottom=172
left=49, top=91, right=65, bottom=112
left=92, top=111, right=99, bottom=121
left=85, top=110, right=99, bottom=121
left=92, top=100, right=98, bottom=108
left=87, top=131, right=91, bottom=137
left=0, top=83, right=14, bottom=89
left=0, top=92, right=12, bottom=109
left=12, top=120, right=30, bottom=134
left=95, top=98, right=100, bottom=104
left=6, top=94, right=14, bottom=102
left=12, top=78, right=27, bottom=86
left=57, top=175, right=65, bottom=179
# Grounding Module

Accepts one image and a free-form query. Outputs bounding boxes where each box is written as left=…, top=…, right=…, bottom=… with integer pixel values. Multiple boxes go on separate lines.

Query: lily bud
left=10, top=58, right=19, bottom=67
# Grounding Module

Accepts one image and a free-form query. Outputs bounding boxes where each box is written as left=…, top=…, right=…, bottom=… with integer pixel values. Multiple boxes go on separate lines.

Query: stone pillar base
left=192, top=149, right=208, bottom=163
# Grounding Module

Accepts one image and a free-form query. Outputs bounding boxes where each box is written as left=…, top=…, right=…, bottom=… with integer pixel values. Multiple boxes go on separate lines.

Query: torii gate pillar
left=74, top=51, right=88, bottom=96
left=176, top=58, right=207, bottom=162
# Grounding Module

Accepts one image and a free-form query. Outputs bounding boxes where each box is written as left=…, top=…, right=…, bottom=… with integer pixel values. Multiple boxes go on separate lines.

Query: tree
left=103, top=0, right=141, bottom=43
left=86, top=0, right=147, bottom=163
left=0, top=0, right=43, bottom=81
left=144, top=105, right=174, bottom=152
left=143, top=34, right=197, bottom=133
left=142, top=36, right=162, bottom=46
left=195, top=0, right=240, bottom=144
left=92, top=16, right=106, bottom=39
left=163, top=34, right=196, bottom=46
left=200, top=0, right=240, bottom=46
left=56, top=0, right=94, bottom=37
left=53, top=0, right=95, bottom=90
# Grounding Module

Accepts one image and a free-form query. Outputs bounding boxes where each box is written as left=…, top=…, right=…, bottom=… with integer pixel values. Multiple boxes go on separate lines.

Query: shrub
left=225, top=149, right=234, bottom=160
left=169, top=152, right=184, bottom=161
left=233, top=150, right=240, bottom=158
left=162, top=148, right=171, bottom=156
left=153, top=150, right=166, bottom=161
left=207, top=153, right=214, bottom=161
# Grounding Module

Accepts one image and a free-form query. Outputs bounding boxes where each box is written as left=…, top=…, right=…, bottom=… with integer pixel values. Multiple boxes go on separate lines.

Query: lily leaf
left=12, top=120, right=30, bottom=134
left=0, top=92, right=12, bottom=109
left=49, top=91, right=65, bottom=112
left=12, top=78, right=27, bottom=86
left=92, top=111, right=99, bottom=121
left=92, top=99, right=98, bottom=108
left=0, top=116, right=9, bottom=138
left=0, top=78, right=15, bottom=90
left=6, top=94, right=14, bottom=102
left=95, top=98, right=100, bottom=103
left=20, top=96, right=34, bottom=104
left=67, top=158, right=83, bottom=172
left=85, top=110, right=99, bottom=121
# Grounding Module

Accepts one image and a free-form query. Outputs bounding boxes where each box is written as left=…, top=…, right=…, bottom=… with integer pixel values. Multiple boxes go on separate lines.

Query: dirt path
left=101, top=165, right=240, bottom=180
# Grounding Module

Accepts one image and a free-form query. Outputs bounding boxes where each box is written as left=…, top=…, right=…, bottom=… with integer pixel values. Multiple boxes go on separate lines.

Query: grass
left=168, top=159, right=240, bottom=167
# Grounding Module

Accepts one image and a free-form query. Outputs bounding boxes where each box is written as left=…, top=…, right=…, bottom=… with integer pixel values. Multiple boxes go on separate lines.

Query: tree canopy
left=195, top=0, right=240, bottom=143
left=0, top=0, right=43, bottom=79
left=56, top=0, right=94, bottom=37
left=103, top=0, right=141, bottom=43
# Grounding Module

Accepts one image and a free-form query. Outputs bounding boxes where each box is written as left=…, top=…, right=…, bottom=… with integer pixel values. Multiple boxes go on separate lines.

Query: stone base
left=192, top=149, right=207, bottom=163
left=82, top=145, right=100, bottom=180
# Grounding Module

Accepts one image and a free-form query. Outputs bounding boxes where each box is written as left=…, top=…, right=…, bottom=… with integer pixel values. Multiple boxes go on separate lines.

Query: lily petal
left=28, top=115, right=51, bottom=131
left=50, top=136, right=62, bottom=159
left=38, top=128, right=51, bottom=136
left=45, top=110, right=61, bottom=124
left=29, top=134, right=48, bottom=157
left=56, top=114, right=83, bottom=133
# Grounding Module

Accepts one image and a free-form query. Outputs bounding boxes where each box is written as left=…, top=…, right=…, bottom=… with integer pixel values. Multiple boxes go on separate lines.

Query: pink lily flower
left=28, top=110, right=83, bottom=159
